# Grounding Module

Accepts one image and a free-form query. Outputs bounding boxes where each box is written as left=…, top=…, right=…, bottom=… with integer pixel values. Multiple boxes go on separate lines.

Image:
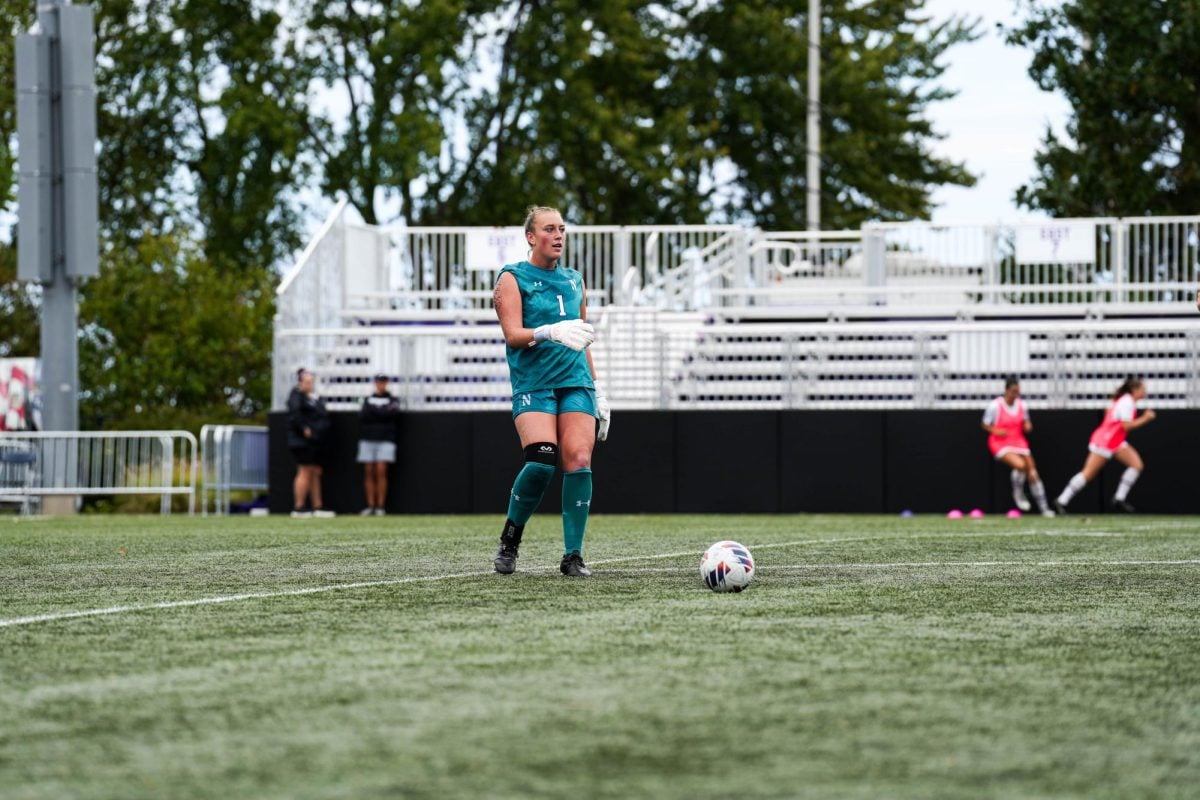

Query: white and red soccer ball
left=700, top=540, right=755, bottom=592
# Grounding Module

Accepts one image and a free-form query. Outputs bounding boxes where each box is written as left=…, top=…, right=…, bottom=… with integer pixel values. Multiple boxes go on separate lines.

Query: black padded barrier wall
left=779, top=411, right=886, bottom=513
left=675, top=412, right=781, bottom=512
left=268, top=409, right=1200, bottom=514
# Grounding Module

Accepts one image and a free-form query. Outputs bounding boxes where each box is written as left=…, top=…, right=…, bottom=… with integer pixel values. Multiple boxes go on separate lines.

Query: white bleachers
left=274, top=208, right=1200, bottom=411
left=275, top=310, right=1200, bottom=411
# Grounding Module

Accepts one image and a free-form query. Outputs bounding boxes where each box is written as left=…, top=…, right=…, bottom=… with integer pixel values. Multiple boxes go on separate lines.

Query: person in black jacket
left=357, top=373, right=400, bottom=515
left=286, top=368, right=334, bottom=518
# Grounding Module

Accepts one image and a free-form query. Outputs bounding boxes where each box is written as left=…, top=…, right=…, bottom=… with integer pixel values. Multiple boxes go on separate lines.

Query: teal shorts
left=511, top=387, right=597, bottom=419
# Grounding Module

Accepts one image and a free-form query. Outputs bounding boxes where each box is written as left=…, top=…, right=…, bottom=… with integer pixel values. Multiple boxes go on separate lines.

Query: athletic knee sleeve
left=524, top=442, right=559, bottom=466
left=507, top=443, right=557, bottom=525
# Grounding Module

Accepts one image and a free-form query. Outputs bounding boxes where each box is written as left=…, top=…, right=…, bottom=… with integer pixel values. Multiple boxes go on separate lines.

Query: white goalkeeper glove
left=532, top=319, right=595, bottom=351
left=594, top=381, right=611, bottom=441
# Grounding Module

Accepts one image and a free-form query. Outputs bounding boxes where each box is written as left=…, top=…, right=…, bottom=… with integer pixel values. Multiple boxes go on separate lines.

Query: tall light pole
left=806, top=0, right=821, bottom=231
left=15, top=0, right=98, bottom=434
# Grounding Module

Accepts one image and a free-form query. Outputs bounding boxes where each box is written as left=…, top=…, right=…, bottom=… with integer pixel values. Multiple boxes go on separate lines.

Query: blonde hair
left=524, top=205, right=562, bottom=234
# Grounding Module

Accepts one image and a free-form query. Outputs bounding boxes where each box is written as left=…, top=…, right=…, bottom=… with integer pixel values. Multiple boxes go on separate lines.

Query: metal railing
left=199, top=425, right=268, bottom=516
left=388, top=223, right=744, bottom=310
left=0, top=443, right=38, bottom=515
left=278, top=214, right=1200, bottom=316
left=0, top=430, right=198, bottom=514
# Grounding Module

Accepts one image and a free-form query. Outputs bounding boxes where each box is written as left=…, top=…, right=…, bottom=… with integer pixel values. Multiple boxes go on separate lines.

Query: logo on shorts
left=575, top=499, right=590, bottom=507
left=520, top=394, right=531, bottom=406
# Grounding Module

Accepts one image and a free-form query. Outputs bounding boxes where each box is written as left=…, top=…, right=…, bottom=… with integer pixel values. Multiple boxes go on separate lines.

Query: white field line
left=1129, top=521, right=1200, bottom=531
left=612, top=559, right=1200, bottom=573
left=0, top=529, right=1168, bottom=630
left=0, top=571, right=488, bottom=629
left=588, top=528, right=1125, bottom=567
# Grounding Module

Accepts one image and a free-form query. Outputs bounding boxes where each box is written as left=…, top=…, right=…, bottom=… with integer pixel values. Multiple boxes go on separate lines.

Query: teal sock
left=562, top=468, right=593, bottom=554
left=506, top=462, right=555, bottom=525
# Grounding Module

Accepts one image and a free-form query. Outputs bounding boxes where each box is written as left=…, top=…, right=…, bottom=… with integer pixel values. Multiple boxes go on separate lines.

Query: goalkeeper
left=490, top=205, right=610, bottom=578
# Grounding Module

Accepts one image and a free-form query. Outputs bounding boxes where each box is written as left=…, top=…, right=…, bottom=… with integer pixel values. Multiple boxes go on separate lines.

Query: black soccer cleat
left=1053, top=499, right=1068, bottom=516
left=560, top=550, right=592, bottom=577
left=493, top=520, right=524, bottom=574
left=1111, top=498, right=1136, bottom=513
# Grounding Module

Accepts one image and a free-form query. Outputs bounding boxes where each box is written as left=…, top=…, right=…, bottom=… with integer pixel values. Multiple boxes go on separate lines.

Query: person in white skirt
left=982, top=377, right=1054, bottom=517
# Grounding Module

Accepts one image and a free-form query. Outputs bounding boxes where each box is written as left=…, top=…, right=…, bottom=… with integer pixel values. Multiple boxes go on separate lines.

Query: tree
left=0, top=1, right=306, bottom=429
left=0, top=247, right=38, bottom=360
left=92, top=0, right=190, bottom=250
left=1008, top=1, right=1200, bottom=217
left=79, top=233, right=275, bottom=430
left=0, top=0, right=29, bottom=215
left=93, top=0, right=312, bottom=270
left=0, top=2, right=41, bottom=358
left=428, top=0, right=716, bottom=226
left=303, top=1, right=976, bottom=228
left=76, top=0, right=307, bottom=428
left=170, top=0, right=314, bottom=271
left=297, top=0, right=482, bottom=227
left=680, top=0, right=978, bottom=229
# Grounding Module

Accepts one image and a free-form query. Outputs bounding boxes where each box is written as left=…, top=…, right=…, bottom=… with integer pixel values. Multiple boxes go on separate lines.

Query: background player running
left=1055, top=377, right=1156, bottom=513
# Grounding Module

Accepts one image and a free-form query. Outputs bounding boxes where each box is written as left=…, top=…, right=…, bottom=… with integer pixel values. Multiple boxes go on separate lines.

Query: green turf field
left=2, top=513, right=1198, bottom=799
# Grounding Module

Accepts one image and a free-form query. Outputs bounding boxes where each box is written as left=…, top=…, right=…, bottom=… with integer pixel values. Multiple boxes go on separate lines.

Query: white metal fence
left=200, top=425, right=268, bottom=516
left=0, top=431, right=198, bottom=514
left=870, top=218, right=1200, bottom=299
left=278, top=213, right=1200, bottom=317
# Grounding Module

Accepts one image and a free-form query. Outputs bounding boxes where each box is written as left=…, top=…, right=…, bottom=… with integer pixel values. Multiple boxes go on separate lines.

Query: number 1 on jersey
left=556, top=294, right=566, bottom=316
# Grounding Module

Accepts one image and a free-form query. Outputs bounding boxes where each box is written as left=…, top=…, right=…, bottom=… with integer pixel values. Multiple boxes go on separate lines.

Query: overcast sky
left=922, top=0, right=1071, bottom=223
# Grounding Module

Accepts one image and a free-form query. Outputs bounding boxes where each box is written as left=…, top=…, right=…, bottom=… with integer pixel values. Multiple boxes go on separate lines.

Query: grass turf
left=1, top=513, right=1198, bottom=799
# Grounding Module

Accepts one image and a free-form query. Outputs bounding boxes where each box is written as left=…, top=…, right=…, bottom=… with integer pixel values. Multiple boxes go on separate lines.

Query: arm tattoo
left=492, top=285, right=503, bottom=311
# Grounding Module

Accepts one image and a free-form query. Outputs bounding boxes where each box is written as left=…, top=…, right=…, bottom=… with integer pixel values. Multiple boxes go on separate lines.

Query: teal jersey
left=499, top=261, right=594, bottom=394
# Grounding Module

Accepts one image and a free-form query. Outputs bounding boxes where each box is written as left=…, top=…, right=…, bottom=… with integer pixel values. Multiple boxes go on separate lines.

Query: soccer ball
left=700, top=540, right=755, bottom=592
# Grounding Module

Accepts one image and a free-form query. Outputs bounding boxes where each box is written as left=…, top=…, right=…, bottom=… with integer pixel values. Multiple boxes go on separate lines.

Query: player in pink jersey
left=1055, top=377, right=1156, bottom=513
left=982, top=377, right=1054, bottom=517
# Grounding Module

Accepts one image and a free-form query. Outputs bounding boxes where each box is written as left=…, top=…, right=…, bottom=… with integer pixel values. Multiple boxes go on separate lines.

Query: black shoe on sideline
left=1111, top=498, right=1136, bottom=513
left=493, top=520, right=524, bottom=574
left=1053, top=499, right=1068, bottom=516
left=560, top=550, right=592, bottom=577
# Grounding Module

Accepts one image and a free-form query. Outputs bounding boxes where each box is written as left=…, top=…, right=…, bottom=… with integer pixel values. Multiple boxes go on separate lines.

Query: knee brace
left=524, top=442, right=559, bottom=467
